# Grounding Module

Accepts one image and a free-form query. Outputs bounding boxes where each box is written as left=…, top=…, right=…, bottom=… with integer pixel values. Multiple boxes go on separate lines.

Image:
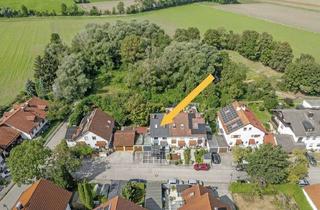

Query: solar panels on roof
left=226, top=119, right=243, bottom=133
left=220, top=105, right=238, bottom=123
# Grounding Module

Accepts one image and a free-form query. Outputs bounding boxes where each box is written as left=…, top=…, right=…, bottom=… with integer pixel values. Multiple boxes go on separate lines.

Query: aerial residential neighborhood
left=0, top=0, right=320, bottom=210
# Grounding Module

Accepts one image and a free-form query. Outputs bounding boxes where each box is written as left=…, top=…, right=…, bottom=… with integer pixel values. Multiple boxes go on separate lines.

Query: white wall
left=275, top=117, right=320, bottom=151
left=76, top=131, right=110, bottom=149
left=218, top=117, right=265, bottom=147
left=151, top=136, right=206, bottom=148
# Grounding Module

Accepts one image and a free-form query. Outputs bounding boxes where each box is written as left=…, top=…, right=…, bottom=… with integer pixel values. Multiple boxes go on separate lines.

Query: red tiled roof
left=264, top=133, right=276, bottom=145
left=94, top=196, right=146, bottom=210
left=170, top=113, right=192, bottom=137
left=304, top=184, right=320, bottom=209
left=179, top=185, right=230, bottom=210
left=0, top=126, right=20, bottom=149
left=134, top=127, right=148, bottom=135
left=12, top=179, right=72, bottom=210
left=1, top=97, right=48, bottom=135
left=114, top=130, right=136, bottom=147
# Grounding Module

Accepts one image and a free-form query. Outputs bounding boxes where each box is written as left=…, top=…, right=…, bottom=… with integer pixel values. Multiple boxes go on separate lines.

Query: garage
left=208, top=135, right=229, bottom=153
left=113, top=129, right=137, bottom=152
left=115, top=146, right=125, bottom=151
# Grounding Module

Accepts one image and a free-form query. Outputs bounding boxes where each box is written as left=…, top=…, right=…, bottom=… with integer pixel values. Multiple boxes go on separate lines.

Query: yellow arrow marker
left=161, top=74, right=215, bottom=126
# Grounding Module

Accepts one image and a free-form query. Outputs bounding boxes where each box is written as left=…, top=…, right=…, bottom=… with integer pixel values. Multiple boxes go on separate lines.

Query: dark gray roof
left=145, top=181, right=163, bottom=210
left=176, top=184, right=191, bottom=193
left=275, top=134, right=306, bottom=153
left=209, top=135, right=229, bottom=148
left=275, top=109, right=320, bottom=137
left=65, top=126, right=77, bottom=140
left=150, top=114, right=170, bottom=138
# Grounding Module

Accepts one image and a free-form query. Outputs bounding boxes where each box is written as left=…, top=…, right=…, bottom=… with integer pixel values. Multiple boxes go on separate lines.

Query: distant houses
left=66, top=108, right=115, bottom=149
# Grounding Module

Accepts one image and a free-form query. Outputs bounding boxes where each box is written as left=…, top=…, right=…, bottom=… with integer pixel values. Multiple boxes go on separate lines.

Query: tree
left=203, top=28, right=228, bottom=50
left=61, top=3, right=68, bottom=15
left=78, top=180, right=94, bottom=209
left=21, top=5, right=28, bottom=16
left=268, top=42, right=293, bottom=72
left=287, top=149, right=308, bottom=183
left=183, top=148, right=191, bottom=165
left=122, top=182, right=145, bottom=205
left=46, top=140, right=81, bottom=189
left=174, top=27, right=200, bottom=42
left=283, top=54, right=320, bottom=95
left=117, top=1, right=125, bottom=14
left=247, top=144, right=289, bottom=184
left=120, top=35, right=144, bottom=64
left=53, top=53, right=91, bottom=102
left=7, top=140, right=51, bottom=185
left=232, top=146, right=251, bottom=164
left=194, top=149, right=207, bottom=164
left=238, top=30, right=260, bottom=61
left=47, top=100, right=71, bottom=121
left=25, top=79, right=37, bottom=97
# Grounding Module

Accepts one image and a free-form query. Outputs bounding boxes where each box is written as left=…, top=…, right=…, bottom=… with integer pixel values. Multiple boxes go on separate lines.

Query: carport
left=208, top=135, right=229, bottom=153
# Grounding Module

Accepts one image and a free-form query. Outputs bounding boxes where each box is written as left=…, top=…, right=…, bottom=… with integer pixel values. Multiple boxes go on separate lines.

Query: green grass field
left=1, top=3, right=320, bottom=105
left=0, top=0, right=74, bottom=12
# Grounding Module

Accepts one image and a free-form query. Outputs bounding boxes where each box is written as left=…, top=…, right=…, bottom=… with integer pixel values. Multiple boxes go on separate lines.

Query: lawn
left=1, top=3, right=320, bottom=105
left=0, top=0, right=74, bottom=12
left=229, top=182, right=312, bottom=210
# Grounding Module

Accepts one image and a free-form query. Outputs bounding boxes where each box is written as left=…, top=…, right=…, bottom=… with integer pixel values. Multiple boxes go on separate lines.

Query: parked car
left=0, top=170, right=10, bottom=178
left=298, top=178, right=310, bottom=187
left=188, top=179, right=204, bottom=185
left=194, top=163, right=210, bottom=171
left=305, top=153, right=317, bottom=166
left=167, top=178, right=182, bottom=185
left=211, top=153, right=221, bottom=164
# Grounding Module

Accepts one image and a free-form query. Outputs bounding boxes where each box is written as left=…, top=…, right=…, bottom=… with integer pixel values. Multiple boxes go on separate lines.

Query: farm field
left=216, top=3, right=320, bottom=33
left=0, top=0, right=74, bottom=13
left=1, top=3, right=320, bottom=105
left=79, top=0, right=136, bottom=11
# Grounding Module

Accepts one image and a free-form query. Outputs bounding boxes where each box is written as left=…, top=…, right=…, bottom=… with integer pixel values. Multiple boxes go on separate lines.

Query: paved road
left=46, top=122, right=68, bottom=150
left=0, top=122, right=66, bottom=209
left=309, top=167, right=320, bottom=184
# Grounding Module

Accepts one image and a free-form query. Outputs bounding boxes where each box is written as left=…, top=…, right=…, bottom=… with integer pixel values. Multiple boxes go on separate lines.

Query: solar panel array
left=226, top=119, right=244, bottom=133
left=220, top=105, right=238, bottom=123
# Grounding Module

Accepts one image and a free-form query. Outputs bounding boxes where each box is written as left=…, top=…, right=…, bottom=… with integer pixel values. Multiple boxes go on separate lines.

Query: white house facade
left=273, top=109, right=320, bottom=151
left=217, top=101, right=268, bottom=148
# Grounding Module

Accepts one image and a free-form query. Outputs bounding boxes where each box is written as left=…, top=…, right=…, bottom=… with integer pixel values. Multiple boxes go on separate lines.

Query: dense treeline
left=200, top=28, right=294, bottom=72
left=0, top=0, right=236, bottom=18
left=31, top=20, right=277, bottom=129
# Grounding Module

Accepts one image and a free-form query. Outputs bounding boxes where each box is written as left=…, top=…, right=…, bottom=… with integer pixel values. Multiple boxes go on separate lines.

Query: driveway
left=309, top=167, right=320, bottom=184
left=45, top=122, right=68, bottom=150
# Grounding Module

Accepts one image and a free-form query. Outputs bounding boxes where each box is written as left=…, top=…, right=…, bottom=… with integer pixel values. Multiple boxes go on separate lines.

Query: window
left=171, top=139, right=176, bottom=144
left=231, top=135, right=240, bottom=138
left=251, top=134, right=260, bottom=138
left=249, top=127, right=252, bottom=130
left=84, top=136, right=88, bottom=141
left=92, top=136, right=96, bottom=141
left=243, top=127, right=247, bottom=131
left=317, top=144, right=320, bottom=147
left=309, top=143, right=313, bottom=147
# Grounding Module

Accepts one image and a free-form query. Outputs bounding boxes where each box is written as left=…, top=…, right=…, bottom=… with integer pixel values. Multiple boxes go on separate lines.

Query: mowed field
left=1, top=3, right=320, bottom=105
left=0, top=0, right=74, bottom=12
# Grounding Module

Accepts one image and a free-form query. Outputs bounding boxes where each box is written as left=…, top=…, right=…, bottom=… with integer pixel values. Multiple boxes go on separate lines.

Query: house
left=12, top=179, right=72, bottom=210
left=178, top=185, right=231, bottom=210
left=0, top=125, right=21, bottom=155
left=94, top=196, right=146, bottom=210
left=66, top=108, right=115, bottom=149
left=0, top=97, right=48, bottom=139
left=302, top=99, right=320, bottom=109
left=303, top=184, right=320, bottom=210
left=274, top=134, right=305, bottom=153
left=273, top=109, right=320, bottom=151
left=149, top=108, right=208, bottom=148
left=217, top=101, right=267, bottom=147
left=113, top=127, right=148, bottom=152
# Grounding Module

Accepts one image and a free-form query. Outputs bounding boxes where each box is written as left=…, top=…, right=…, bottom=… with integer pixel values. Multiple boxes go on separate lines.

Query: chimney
left=16, top=201, right=23, bottom=210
